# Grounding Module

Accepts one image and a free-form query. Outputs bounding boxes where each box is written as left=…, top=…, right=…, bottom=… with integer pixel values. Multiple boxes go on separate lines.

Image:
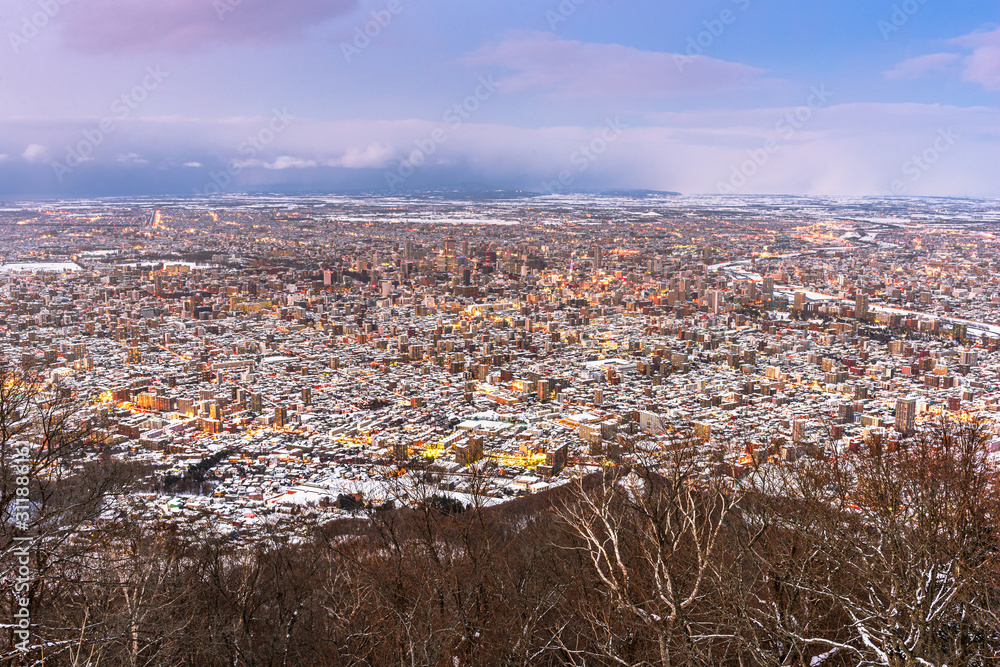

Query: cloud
left=1, top=104, right=997, bottom=197
left=56, top=0, right=358, bottom=54
left=884, top=53, right=960, bottom=80
left=327, top=143, right=395, bottom=169
left=461, top=32, right=765, bottom=99
left=115, top=153, right=149, bottom=164
left=183, top=161, right=203, bottom=168
left=234, top=156, right=318, bottom=169
left=22, top=144, right=46, bottom=162
left=953, top=25, right=1000, bottom=91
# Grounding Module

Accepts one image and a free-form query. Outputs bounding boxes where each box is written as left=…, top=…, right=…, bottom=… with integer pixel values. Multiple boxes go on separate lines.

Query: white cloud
left=22, top=144, right=46, bottom=162
left=884, top=53, right=960, bottom=80
left=953, top=25, right=1000, bottom=91
left=183, top=161, right=202, bottom=168
left=233, top=156, right=317, bottom=169
left=325, top=142, right=395, bottom=169
left=115, top=152, right=149, bottom=164
left=462, top=32, right=766, bottom=99
left=889, top=25, right=1000, bottom=91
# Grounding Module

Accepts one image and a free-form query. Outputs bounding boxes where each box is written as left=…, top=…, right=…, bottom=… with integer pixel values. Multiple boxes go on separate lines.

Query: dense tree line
left=3, top=362, right=1000, bottom=666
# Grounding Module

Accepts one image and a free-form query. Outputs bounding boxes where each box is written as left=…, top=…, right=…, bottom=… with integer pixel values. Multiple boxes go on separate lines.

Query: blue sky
left=0, top=0, right=996, bottom=197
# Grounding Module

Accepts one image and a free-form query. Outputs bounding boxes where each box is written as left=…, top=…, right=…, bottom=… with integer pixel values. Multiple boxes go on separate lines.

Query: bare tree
left=0, top=362, right=141, bottom=662
left=558, top=431, right=742, bottom=666
left=740, top=416, right=1000, bottom=667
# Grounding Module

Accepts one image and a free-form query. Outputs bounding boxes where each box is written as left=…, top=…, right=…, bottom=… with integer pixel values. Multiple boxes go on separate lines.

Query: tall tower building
left=895, top=397, right=916, bottom=434
left=793, top=291, right=806, bottom=312
left=708, top=290, right=722, bottom=315
left=855, top=293, right=869, bottom=321
left=792, top=420, right=806, bottom=443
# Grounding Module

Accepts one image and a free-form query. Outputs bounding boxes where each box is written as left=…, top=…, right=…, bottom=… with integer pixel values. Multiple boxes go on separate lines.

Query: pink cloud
left=884, top=53, right=960, bottom=80
left=953, top=25, right=1000, bottom=91
left=57, top=0, right=358, bottom=54
left=462, top=32, right=764, bottom=99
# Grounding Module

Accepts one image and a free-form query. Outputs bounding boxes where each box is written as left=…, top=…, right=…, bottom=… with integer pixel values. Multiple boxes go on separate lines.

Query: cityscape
left=4, top=193, right=1000, bottom=539
left=3, top=0, right=1000, bottom=663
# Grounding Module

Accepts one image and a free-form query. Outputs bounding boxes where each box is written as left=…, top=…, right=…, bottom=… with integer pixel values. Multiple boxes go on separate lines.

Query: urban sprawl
left=3, top=193, right=1000, bottom=540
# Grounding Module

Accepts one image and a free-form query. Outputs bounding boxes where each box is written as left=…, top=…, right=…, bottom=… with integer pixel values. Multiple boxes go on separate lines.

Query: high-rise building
left=792, top=419, right=806, bottom=443
left=895, top=397, right=916, bottom=433
left=708, top=290, right=722, bottom=315
left=274, top=406, right=287, bottom=429
left=762, top=276, right=774, bottom=297
left=443, top=237, right=456, bottom=257
left=793, top=291, right=806, bottom=312
left=593, top=245, right=602, bottom=269
left=855, top=293, right=869, bottom=320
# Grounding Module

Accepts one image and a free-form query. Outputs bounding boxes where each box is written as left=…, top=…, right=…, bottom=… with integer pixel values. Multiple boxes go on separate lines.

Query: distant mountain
left=520, top=188, right=682, bottom=197
left=598, top=189, right=681, bottom=197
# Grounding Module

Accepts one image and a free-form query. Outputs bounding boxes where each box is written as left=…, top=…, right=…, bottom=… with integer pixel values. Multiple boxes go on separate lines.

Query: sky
left=0, top=0, right=997, bottom=197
